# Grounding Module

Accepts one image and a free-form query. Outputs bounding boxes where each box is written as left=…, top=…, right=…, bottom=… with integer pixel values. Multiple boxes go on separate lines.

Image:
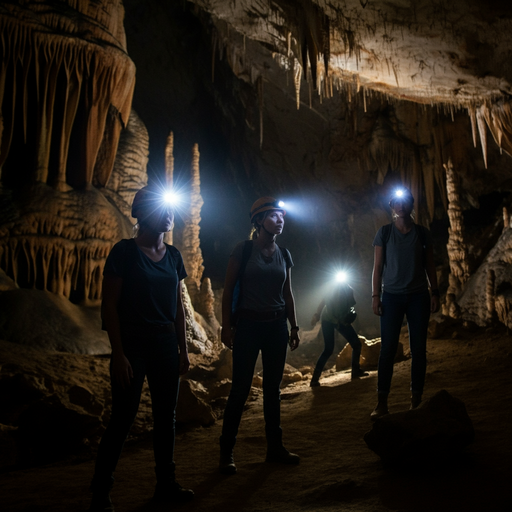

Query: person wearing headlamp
left=219, top=196, right=300, bottom=474
left=310, top=274, right=368, bottom=386
left=88, top=185, right=193, bottom=511
left=371, top=187, right=440, bottom=420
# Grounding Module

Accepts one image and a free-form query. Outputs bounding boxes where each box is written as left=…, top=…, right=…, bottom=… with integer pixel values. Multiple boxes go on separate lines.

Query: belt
left=236, top=309, right=285, bottom=322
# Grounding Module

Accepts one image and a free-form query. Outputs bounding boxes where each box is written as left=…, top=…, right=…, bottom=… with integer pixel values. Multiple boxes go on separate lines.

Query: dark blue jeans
left=313, top=320, right=362, bottom=377
left=220, top=317, right=289, bottom=449
left=378, top=290, right=431, bottom=396
left=92, top=330, right=180, bottom=488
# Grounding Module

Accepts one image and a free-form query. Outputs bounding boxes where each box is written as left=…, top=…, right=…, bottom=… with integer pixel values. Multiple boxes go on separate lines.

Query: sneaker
left=351, top=369, right=369, bottom=379
left=219, top=450, right=237, bottom=475
left=266, top=446, right=300, bottom=465
left=153, top=481, right=194, bottom=503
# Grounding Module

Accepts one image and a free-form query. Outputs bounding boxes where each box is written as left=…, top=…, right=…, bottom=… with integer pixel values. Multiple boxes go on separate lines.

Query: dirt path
left=2, top=326, right=511, bottom=512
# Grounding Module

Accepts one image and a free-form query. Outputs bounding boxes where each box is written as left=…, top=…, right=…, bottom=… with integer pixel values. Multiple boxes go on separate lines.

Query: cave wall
left=122, top=0, right=512, bottom=335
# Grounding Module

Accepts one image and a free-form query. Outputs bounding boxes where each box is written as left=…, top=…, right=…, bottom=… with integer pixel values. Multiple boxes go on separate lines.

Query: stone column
left=182, top=144, right=204, bottom=304
left=164, top=131, right=174, bottom=245
left=442, top=158, right=470, bottom=318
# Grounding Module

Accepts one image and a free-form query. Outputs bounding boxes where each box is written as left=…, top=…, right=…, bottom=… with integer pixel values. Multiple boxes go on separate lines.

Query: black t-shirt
left=103, top=239, right=187, bottom=326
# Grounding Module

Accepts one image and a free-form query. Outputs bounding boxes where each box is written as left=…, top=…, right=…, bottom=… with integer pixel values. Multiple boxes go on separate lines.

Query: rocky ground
left=1, top=320, right=511, bottom=512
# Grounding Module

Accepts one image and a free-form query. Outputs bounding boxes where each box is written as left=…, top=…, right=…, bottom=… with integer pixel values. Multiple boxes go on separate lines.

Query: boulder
left=176, top=379, right=216, bottom=426
left=364, top=389, right=474, bottom=466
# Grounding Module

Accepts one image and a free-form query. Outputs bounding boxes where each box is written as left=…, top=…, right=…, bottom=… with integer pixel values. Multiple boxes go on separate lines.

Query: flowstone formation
left=0, top=0, right=137, bottom=304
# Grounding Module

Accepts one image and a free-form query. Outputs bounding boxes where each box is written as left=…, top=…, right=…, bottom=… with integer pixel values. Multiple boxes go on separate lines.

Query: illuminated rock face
left=0, top=0, right=139, bottom=304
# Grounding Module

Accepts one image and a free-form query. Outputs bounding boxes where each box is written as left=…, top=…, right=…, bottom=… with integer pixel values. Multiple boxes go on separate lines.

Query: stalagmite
left=442, top=158, right=471, bottom=318
left=164, top=132, right=174, bottom=245
left=181, top=144, right=204, bottom=305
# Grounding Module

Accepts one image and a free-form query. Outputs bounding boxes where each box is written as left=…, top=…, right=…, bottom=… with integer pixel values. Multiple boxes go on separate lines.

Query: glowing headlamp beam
left=335, top=271, right=348, bottom=283
left=163, top=191, right=181, bottom=206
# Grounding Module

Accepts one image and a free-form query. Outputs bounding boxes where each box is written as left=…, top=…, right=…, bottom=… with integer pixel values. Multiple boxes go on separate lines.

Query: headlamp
left=162, top=190, right=181, bottom=207
left=335, top=271, right=348, bottom=283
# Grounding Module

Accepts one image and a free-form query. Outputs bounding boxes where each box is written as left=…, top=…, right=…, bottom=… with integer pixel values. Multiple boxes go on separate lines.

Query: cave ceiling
left=189, top=0, right=512, bottom=159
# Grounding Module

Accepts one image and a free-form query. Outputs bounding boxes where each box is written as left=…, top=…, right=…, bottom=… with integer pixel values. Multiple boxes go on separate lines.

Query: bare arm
left=372, top=245, right=384, bottom=316
left=102, top=274, right=133, bottom=388
left=176, top=280, right=190, bottom=375
left=425, top=244, right=440, bottom=313
left=284, top=268, right=300, bottom=351
left=221, top=255, right=241, bottom=349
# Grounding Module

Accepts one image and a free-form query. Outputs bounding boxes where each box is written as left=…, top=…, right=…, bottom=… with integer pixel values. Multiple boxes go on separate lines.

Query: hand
left=221, top=326, right=234, bottom=350
left=431, top=295, right=440, bottom=313
left=111, top=351, right=133, bottom=389
left=179, top=350, right=190, bottom=375
left=311, top=313, right=319, bottom=327
left=372, top=296, right=382, bottom=316
left=289, top=329, right=300, bottom=351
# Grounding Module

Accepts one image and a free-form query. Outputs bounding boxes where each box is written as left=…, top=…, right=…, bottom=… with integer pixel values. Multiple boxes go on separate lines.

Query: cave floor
left=2, top=325, right=512, bottom=512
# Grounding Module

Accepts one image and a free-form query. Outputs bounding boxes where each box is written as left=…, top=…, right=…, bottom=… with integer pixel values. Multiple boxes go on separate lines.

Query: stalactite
left=181, top=144, right=204, bottom=305
left=476, top=108, right=488, bottom=169
left=0, top=4, right=135, bottom=189
left=258, top=75, right=264, bottom=148
left=442, top=158, right=470, bottom=318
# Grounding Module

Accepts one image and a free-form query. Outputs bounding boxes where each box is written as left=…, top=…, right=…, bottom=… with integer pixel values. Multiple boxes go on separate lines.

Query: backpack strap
left=278, top=245, right=292, bottom=269
left=381, top=223, right=393, bottom=266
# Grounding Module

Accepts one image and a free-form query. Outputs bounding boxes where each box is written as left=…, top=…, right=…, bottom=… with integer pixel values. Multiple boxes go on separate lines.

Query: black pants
left=92, top=330, right=180, bottom=489
left=220, top=317, right=289, bottom=450
left=313, top=320, right=362, bottom=378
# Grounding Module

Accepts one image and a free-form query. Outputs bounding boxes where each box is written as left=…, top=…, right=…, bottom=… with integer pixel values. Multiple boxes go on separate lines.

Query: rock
left=214, top=348, right=233, bottom=381
left=0, top=268, right=17, bottom=292
left=0, top=289, right=110, bottom=354
left=208, top=379, right=233, bottom=400
left=364, top=389, right=474, bottom=466
left=252, top=375, right=263, bottom=388
left=336, top=336, right=405, bottom=370
left=0, top=424, right=18, bottom=470
left=176, top=379, right=216, bottom=426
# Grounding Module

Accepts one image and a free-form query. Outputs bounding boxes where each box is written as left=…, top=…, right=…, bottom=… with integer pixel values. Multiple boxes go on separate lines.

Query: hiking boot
left=410, top=393, right=422, bottom=410
left=351, top=369, right=369, bottom=379
left=266, top=446, right=300, bottom=465
left=219, top=449, right=237, bottom=475
left=370, top=394, right=389, bottom=421
left=153, top=480, right=194, bottom=503
left=88, top=493, right=114, bottom=512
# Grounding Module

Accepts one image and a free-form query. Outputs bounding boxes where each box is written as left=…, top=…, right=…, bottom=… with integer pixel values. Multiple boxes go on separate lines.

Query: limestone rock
left=0, top=268, right=17, bottom=292
left=214, top=348, right=233, bottom=381
left=0, top=289, right=110, bottom=354
left=176, top=379, right=216, bottom=426
left=364, top=390, right=474, bottom=466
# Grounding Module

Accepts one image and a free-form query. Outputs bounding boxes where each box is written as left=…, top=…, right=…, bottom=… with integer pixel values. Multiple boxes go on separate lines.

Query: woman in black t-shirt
left=218, top=196, right=300, bottom=475
left=88, top=186, right=193, bottom=512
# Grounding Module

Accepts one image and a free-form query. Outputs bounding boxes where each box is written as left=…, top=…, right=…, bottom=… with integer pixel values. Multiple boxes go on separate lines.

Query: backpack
left=326, top=282, right=357, bottom=325
left=381, top=223, right=427, bottom=266
left=230, top=240, right=292, bottom=325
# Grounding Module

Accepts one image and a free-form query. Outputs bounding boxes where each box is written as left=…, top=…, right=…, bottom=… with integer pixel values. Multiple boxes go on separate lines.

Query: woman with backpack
left=219, top=196, right=300, bottom=475
left=371, top=187, right=440, bottom=420
left=88, top=185, right=194, bottom=512
left=310, top=276, right=368, bottom=386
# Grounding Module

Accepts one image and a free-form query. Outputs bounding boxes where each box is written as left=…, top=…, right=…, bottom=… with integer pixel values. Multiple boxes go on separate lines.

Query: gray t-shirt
left=373, top=224, right=432, bottom=294
left=232, top=241, right=293, bottom=312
